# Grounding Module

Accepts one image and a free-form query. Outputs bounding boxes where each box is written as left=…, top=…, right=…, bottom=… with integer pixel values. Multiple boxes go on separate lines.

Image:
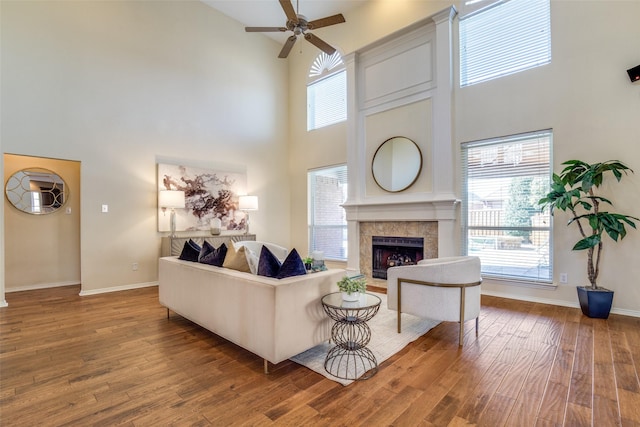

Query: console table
left=321, top=292, right=382, bottom=381
left=161, top=234, right=255, bottom=257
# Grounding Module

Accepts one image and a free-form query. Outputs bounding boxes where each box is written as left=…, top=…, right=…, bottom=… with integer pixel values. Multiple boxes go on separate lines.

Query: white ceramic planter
left=341, top=291, right=361, bottom=302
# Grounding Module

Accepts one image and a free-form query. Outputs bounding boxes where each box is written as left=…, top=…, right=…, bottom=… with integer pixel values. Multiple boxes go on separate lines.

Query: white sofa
left=159, top=253, right=344, bottom=372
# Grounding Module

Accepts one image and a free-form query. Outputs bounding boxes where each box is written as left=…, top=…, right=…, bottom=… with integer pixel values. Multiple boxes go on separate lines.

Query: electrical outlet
left=559, top=273, right=568, bottom=284
left=132, top=263, right=139, bottom=271
left=101, top=204, right=109, bottom=213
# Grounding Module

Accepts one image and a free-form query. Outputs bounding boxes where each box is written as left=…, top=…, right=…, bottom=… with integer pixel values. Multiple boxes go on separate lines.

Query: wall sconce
left=159, top=190, right=185, bottom=238
left=238, top=195, right=258, bottom=235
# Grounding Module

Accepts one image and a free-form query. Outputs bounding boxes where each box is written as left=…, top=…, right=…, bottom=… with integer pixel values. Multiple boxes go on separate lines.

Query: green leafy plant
left=303, top=257, right=313, bottom=265
left=538, top=160, right=638, bottom=289
left=337, top=276, right=367, bottom=295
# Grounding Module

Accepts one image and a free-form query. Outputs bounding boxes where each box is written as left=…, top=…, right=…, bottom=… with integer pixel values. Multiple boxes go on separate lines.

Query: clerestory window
left=307, top=51, right=346, bottom=131
left=459, top=0, right=551, bottom=87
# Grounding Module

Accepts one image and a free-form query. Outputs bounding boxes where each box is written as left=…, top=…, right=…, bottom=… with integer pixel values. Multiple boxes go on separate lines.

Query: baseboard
left=610, top=307, right=640, bottom=318
left=481, top=289, right=640, bottom=318
left=0, top=300, right=7, bottom=308
left=5, top=281, right=80, bottom=293
left=79, top=281, right=158, bottom=296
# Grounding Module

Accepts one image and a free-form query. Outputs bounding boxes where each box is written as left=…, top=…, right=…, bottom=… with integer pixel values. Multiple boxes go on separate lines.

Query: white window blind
left=308, top=165, right=348, bottom=261
left=307, top=70, right=346, bottom=131
left=307, top=51, right=346, bottom=131
left=461, top=130, right=552, bottom=283
left=460, top=0, right=551, bottom=87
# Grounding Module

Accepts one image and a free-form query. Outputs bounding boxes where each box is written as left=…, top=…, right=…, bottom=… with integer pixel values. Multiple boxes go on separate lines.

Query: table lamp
left=159, top=190, right=185, bottom=238
left=238, top=195, right=258, bottom=235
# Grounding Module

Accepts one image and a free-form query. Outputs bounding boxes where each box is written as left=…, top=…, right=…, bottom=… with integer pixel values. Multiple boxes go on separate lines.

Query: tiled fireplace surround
left=343, top=200, right=460, bottom=287
left=359, top=221, right=438, bottom=284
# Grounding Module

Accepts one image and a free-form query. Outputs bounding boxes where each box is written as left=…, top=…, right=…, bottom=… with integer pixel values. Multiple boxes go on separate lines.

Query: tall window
left=307, top=51, right=346, bottom=131
left=460, top=0, right=551, bottom=87
left=461, top=130, right=552, bottom=283
left=308, top=165, right=348, bottom=261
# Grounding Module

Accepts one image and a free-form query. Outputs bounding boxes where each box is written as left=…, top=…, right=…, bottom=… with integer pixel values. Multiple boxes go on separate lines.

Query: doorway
left=3, top=154, right=81, bottom=292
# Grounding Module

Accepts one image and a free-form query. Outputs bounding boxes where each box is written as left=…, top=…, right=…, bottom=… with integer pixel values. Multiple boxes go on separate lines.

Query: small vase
left=341, top=291, right=360, bottom=302
left=210, top=218, right=222, bottom=235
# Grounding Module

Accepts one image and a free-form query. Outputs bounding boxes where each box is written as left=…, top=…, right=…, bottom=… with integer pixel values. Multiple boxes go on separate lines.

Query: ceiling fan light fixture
left=245, top=0, right=345, bottom=58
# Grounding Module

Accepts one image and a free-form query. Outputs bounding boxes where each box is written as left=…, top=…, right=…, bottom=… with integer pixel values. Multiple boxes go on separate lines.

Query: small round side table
left=321, top=292, right=382, bottom=380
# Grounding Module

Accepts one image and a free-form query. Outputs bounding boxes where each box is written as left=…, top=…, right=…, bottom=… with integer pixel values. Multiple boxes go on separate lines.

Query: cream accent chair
left=386, top=256, right=482, bottom=346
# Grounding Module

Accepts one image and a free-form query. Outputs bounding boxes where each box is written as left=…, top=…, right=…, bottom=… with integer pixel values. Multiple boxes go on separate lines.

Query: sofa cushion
left=178, top=239, right=201, bottom=262
left=277, top=248, right=307, bottom=279
left=257, top=246, right=282, bottom=278
left=198, top=241, right=214, bottom=262
left=222, top=241, right=251, bottom=273
left=234, top=241, right=288, bottom=262
left=258, top=246, right=307, bottom=279
left=199, top=242, right=227, bottom=267
left=245, top=247, right=259, bottom=274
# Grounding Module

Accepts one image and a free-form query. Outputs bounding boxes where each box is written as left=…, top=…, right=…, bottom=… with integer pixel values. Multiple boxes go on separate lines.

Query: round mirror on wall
left=5, top=168, right=67, bottom=214
left=372, top=136, right=422, bottom=192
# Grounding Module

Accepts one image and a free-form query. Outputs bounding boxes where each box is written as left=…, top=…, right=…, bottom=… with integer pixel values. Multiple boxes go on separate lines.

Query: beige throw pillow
left=222, top=241, right=251, bottom=273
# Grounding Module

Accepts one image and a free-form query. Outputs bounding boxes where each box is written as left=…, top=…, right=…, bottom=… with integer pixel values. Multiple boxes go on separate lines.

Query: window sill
left=481, top=275, right=557, bottom=290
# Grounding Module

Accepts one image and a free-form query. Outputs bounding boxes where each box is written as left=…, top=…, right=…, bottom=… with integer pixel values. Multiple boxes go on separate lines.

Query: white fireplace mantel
left=344, top=198, right=460, bottom=272
left=343, top=6, right=458, bottom=274
left=343, top=198, right=459, bottom=222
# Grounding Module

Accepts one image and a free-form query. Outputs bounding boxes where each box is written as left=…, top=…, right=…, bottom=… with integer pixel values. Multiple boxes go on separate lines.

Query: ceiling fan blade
left=308, top=14, right=346, bottom=30
left=304, top=33, right=336, bottom=55
left=279, top=0, right=298, bottom=23
left=279, top=35, right=298, bottom=58
left=245, top=27, right=288, bottom=32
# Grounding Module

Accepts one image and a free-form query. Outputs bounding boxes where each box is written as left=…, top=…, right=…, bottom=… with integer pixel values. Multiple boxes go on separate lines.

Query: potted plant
left=337, top=275, right=367, bottom=301
left=538, top=160, right=638, bottom=318
left=303, top=257, right=313, bottom=271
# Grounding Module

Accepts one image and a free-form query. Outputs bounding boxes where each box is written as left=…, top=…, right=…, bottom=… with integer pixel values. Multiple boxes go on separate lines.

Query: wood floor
left=1, top=285, right=639, bottom=426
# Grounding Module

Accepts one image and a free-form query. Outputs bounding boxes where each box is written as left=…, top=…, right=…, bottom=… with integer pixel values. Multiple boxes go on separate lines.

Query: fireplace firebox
left=372, top=236, right=424, bottom=279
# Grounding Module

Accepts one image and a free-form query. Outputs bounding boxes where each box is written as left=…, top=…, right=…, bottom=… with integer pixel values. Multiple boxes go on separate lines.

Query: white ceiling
left=201, top=0, right=368, bottom=44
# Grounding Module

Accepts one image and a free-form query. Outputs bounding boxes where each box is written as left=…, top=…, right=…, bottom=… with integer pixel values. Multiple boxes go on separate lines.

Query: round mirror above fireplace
left=5, top=167, right=67, bottom=214
left=372, top=136, right=422, bottom=192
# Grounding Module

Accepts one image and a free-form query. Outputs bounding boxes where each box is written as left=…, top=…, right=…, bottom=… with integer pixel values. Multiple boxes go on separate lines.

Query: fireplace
left=372, top=236, right=424, bottom=279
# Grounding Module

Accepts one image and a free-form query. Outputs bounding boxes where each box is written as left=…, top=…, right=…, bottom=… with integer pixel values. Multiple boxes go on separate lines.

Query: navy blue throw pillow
left=200, top=242, right=227, bottom=267
left=276, top=248, right=307, bottom=279
left=178, top=239, right=201, bottom=262
left=257, top=246, right=282, bottom=278
left=258, top=246, right=306, bottom=278
left=198, top=241, right=215, bottom=262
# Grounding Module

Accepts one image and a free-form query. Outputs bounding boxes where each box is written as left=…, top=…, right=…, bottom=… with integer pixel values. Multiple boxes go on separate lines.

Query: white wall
left=0, top=145, right=5, bottom=307
left=1, top=0, right=290, bottom=295
left=3, top=0, right=639, bottom=315
left=455, top=1, right=640, bottom=315
left=287, top=0, right=640, bottom=315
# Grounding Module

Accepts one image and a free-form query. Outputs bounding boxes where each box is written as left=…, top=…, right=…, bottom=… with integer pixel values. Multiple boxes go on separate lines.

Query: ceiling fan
left=245, top=0, right=346, bottom=59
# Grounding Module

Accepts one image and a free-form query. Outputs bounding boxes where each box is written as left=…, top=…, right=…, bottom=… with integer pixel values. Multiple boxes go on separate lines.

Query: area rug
left=290, top=293, right=439, bottom=386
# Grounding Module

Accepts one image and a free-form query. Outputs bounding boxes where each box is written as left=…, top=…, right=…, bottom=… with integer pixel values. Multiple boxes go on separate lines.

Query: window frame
left=307, top=164, right=348, bottom=262
left=307, top=51, right=346, bottom=131
left=461, top=130, right=554, bottom=285
left=459, top=0, right=551, bottom=87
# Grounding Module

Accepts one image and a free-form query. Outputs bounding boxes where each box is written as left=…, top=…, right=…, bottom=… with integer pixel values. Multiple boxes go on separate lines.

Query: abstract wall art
left=157, top=163, right=247, bottom=232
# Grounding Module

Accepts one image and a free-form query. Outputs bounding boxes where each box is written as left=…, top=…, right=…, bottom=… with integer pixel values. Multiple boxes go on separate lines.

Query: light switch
left=101, top=204, right=109, bottom=213
left=66, top=207, right=72, bottom=214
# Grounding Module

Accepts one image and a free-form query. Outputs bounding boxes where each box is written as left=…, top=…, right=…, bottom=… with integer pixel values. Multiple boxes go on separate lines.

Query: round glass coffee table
left=321, top=292, right=382, bottom=380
